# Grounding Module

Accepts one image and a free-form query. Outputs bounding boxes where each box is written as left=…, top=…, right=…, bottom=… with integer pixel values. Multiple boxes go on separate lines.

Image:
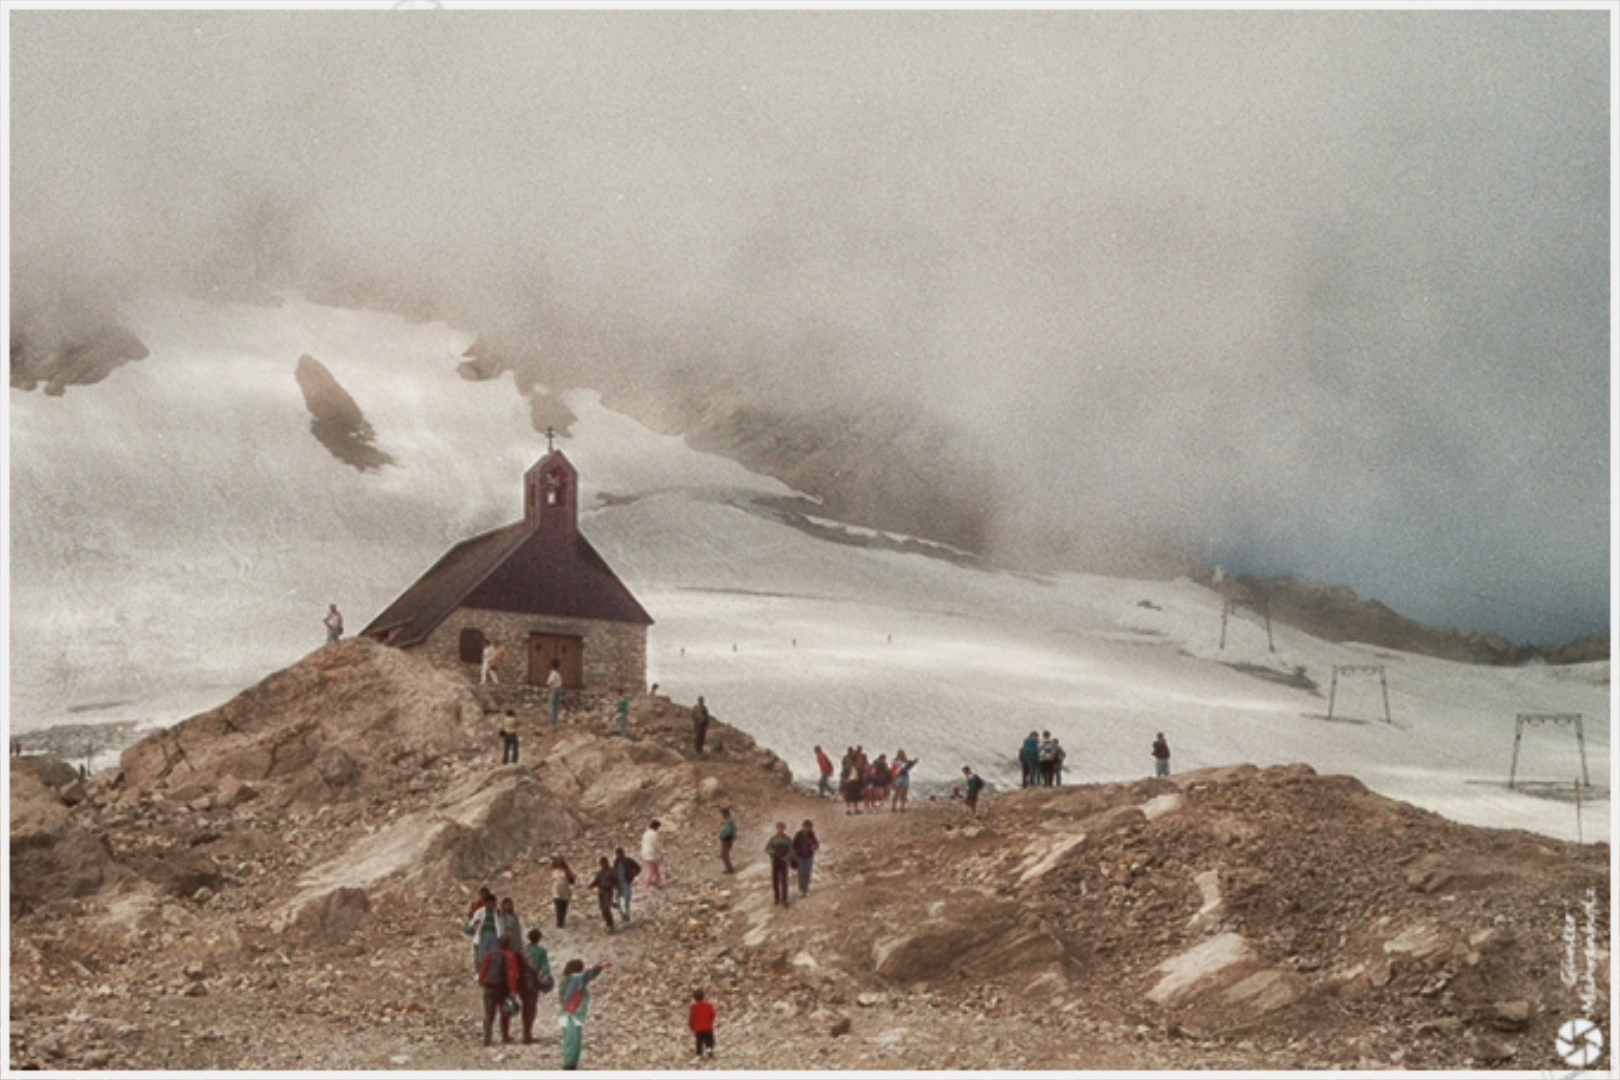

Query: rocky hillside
left=9, top=640, right=1610, bottom=1071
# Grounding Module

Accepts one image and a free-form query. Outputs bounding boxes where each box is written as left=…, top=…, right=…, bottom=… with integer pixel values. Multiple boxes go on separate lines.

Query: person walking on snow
left=324, top=604, right=343, bottom=644
left=815, top=745, right=835, bottom=798
left=718, top=807, right=738, bottom=874
left=1152, top=732, right=1171, bottom=777
left=766, top=822, right=793, bottom=907
left=641, top=820, right=666, bottom=887
left=692, top=696, right=712, bottom=754
left=791, top=820, right=820, bottom=897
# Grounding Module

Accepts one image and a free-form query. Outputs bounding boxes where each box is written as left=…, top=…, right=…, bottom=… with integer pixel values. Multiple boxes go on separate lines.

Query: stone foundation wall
left=415, top=607, right=647, bottom=695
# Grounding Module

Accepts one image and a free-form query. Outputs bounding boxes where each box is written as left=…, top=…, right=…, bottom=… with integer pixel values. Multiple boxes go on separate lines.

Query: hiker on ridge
left=765, top=821, right=793, bottom=907
left=815, top=745, right=835, bottom=798
left=1019, top=731, right=1041, bottom=788
left=1152, top=732, right=1171, bottom=777
left=718, top=807, right=738, bottom=874
left=692, top=696, right=712, bottom=753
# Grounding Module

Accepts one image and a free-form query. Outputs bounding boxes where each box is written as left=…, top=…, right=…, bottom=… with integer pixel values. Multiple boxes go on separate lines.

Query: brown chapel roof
left=361, top=503, right=653, bottom=648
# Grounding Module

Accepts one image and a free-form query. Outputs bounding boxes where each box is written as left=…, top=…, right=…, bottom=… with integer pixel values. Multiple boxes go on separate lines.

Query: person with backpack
left=1152, top=732, right=1171, bottom=777
left=1038, top=731, right=1059, bottom=787
left=962, top=766, right=985, bottom=817
left=1051, top=738, right=1067, bottom=785
left=791, top=820, right=820, bottom=897
left=591, top=857, right=619, bottom=932
left=1019, top=731, right=1041, bottom=788
left=718, top=807, right=738, bottom=874
left=514, top=932, right=550, bottom=1044
left=688, top=987, right=717, bottom=1059
left=765, top=822, right=793, bottom=907
left=612, top=847, right=641, bottom=923
left=550, top=856, right=577, bottom=928
left=477, top=933, right=522, bottom=1046
left=557, top=958, right=612, bottom=1070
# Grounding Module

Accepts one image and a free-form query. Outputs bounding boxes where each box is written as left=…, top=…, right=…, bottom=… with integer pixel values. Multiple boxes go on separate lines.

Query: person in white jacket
left=640, top=820, right=665, bottom=888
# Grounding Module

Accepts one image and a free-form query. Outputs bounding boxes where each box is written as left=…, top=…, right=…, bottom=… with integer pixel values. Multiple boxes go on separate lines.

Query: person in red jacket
left=477, top=934, right=522, bottom=1045
left=688, top=988, right=717, bottom=1059
left=814, top=745, right=834, bottom=798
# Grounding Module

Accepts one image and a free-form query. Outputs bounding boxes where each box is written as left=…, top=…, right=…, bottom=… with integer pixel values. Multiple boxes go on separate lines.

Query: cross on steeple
left=545, top=426, right=556, bottom=452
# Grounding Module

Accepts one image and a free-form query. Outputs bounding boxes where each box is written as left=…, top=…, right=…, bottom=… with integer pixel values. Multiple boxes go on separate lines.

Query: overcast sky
left=8, top=7, right=1611, bottom=645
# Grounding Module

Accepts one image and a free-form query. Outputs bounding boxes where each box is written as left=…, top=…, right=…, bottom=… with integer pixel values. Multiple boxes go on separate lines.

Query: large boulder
left=872, top=893, right=1082, bottom=990
left=120, top=639, right=483, bottom=804
left=281, top=771, right=581, bottom=919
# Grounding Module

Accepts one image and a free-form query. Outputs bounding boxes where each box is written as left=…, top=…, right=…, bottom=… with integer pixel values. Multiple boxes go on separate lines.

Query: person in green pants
left=557, top=958, right=611, bottom=1070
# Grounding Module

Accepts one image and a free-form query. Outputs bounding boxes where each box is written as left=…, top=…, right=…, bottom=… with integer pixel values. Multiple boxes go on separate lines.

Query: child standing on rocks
left=688, top=988, right=717, bottom=1059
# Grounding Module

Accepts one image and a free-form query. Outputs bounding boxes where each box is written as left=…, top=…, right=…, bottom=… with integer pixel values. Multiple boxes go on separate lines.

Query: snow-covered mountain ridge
left=8, top=295, right=1610, bottom=842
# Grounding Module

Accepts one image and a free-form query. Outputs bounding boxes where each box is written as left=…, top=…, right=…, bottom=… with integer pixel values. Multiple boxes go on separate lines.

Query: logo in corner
left=1555, top=1018, right=1604, bottom=1069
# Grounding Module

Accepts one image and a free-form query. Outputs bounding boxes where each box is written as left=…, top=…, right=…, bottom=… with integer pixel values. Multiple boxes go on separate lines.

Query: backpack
left=622, top=857, right=641, bottom=884
left=562, top=976, right=586, bottom=1014
left=966, top=774, right=984, bottom=795
left=480, top=950, right=509, bottom=989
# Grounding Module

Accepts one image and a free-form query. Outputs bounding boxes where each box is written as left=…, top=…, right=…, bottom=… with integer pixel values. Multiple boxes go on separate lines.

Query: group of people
left=545, top=822, right=666, bottom=935
left=1017, top=730, right=1067, bottom=787
left=462, top=813, right=747, bottom=1066
left=462, top=821, right=669, bottom=1066
left=815, top=744, right=919, bottom=814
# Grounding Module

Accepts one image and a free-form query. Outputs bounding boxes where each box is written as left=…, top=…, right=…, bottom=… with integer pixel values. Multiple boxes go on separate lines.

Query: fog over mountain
left=8, top=8, right=1611, bottom=646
